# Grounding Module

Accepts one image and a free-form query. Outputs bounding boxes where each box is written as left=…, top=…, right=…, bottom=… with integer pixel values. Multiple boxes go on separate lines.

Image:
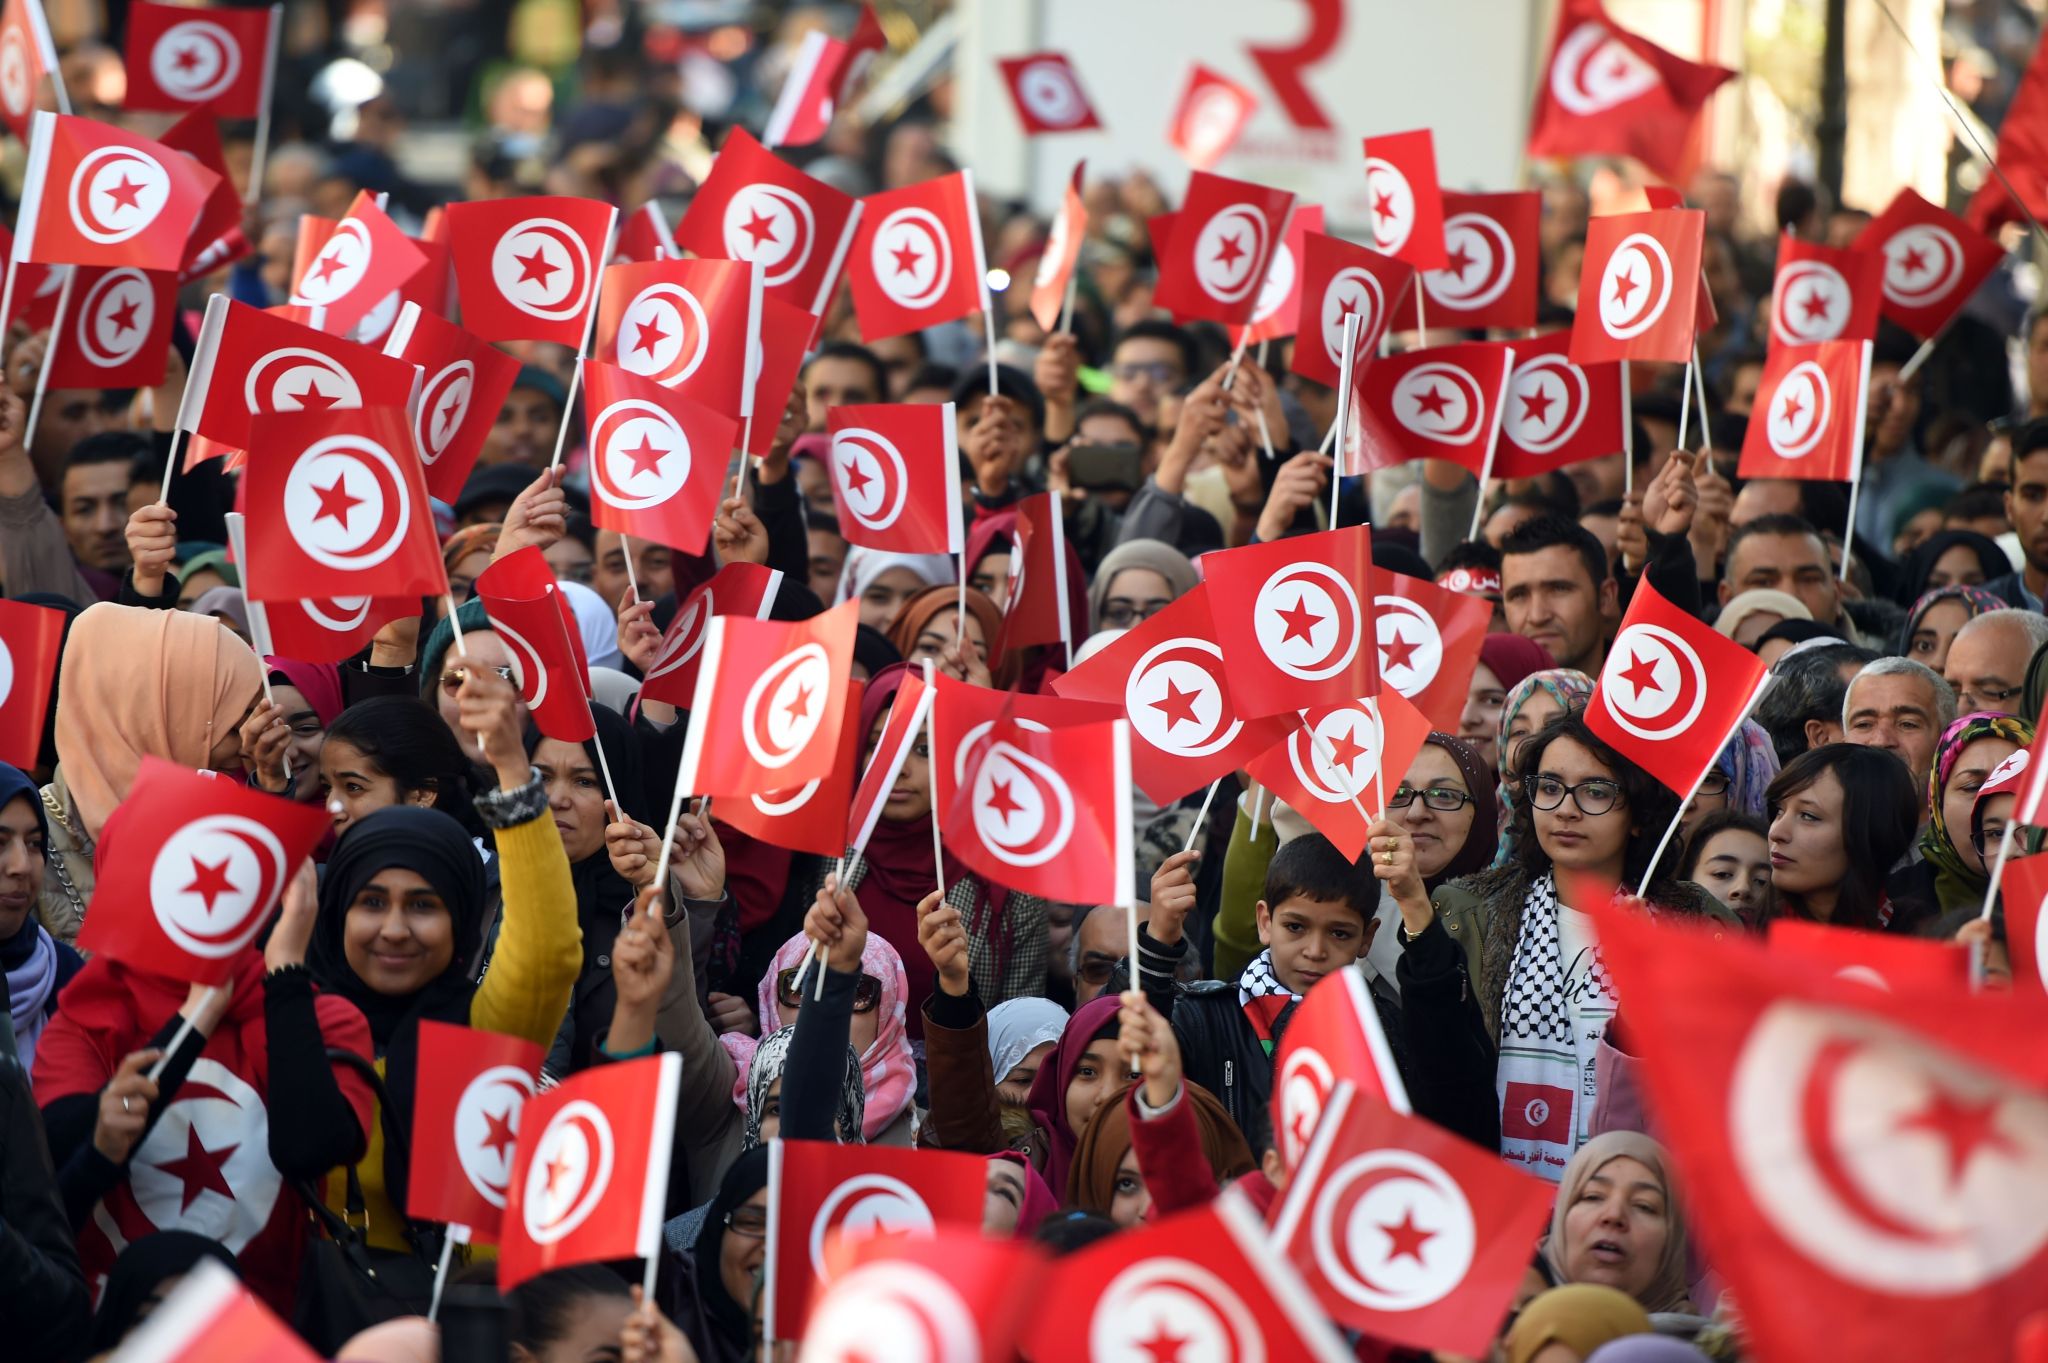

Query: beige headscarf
left=1541, top=1131, right=1694, bottom=1314
left=54, top=604, right=265, bottom=836
left=1088, top=539, right=1198, bottom=632
left=1711, top=588, right=1811, bottom=640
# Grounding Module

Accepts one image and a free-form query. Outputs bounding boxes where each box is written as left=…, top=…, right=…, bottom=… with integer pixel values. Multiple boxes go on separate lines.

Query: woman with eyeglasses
left=1490, top=668, right=1596, bottom=868
left=1676, top=718, right=1777, bottom=840
left=1373, top=709, right=1726, bottom=1175
left=1087, top=540, right=1197, bottom=633
left=1362, top=735, right=1499, bottom=997
left=417, top=598, right=528, bottom=753
left=1886, top=712, right=2032, bottom=921
left=1764, top=744, right=1924, bottom=933
left=655, top=1144, right=770, bottom=1363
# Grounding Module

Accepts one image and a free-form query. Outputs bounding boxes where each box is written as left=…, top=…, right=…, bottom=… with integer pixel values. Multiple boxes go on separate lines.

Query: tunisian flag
left=998, top=52, right=1101, bottom=134
left=1154, top=170, right=1296, bottom=327
left=1588, top=577, right=1769, bottom=801
left=1736, top=339, right=1872, bottom=485
left=674, top=599, right=860, bottom=798
left=475, top=587, right=596, bottom=746
left=381, top=301, right=522, bottom=503
left=1206, top=524, right=1378, bottom=718
left=927, top=675, right=1119, bottom=831
left=718, top=681, right=864, bottom=858
left=0, top=0, right=59, bottom=143
left=1851, top=188, right=2007, bottom=341
left=1591, top=900, right=2048, bottom=1363
left=673, top=127, right=861, bottom=317
left=594, top=258, right=756, bottom=405
left=14, top=112, right=220, bottom=270
left=825, top=401, right=962, bottom=553
left=761, top=5, right=883, bottom=150
left=801, top=1229, right=1045, bottom=1363
left=499, top=1053, right=682, bottom=1290
left=2000, top=851, right=2048, bottom=993
left=1290, top=231, right=1417, bottom=389
left=1969, top=35, right=2048, bottom=236
left=847, top=171, right=986, bottom=341
left=580, top=358, right=741, bottom=557
left=995, top=491, right=1073, bottom=660
left=77, top=757, right=330, bottom=985
left=1168, top=62, right=1258, bottom=171
left=112, top=1260, right=320, bottom=1363
left=123, top=1, right=277, bottom=117
left=1245, top=204, right=1323, bottom=344
left=611, top=201, right=676, bottom=265
left=0, top=597, right=64, bottom=769
left=444, top=195, right=617, bottom=346
left=1029, top=1190, right=1353, bottom=1363
left=42, top=264, right=177, bottom=389
left=288, top=190, right=427, bottom=338
left=765, top=1140, right=989, bottom=1343
left=1375, top=572, right=1491, bottom=730
left=1052, top=585, right=1294, bottom=807
left=1028, top=160, right=1087, bottom=333
left=1361, top=128, right=1448, bottom=272
left=1569, top=208, right=1706, bottom=364
left=846, top=665, right=933, bottom=857
left=407, top=1021, right=545, bottom=1239
left=1527, top=0, right=1735, bottom=181
left=1270, top=973, right=1413, bottom=1173
left=944, top=711, right=1135, bottom=905
left=225, top=511, right=413, bottom=668
left=637, top=562, right=784, bottom=710
left=1766, top=919, right=1972, bottom=994
left=1356, top=340, right=1516, bottom=477
left=1400, top=190, right=1541, bottom=332
left=1771, top=235, right=1886, bottom=346
left=1491, top=331, right=1628, bottom=480
left=1272, top=1081, right=1555, bottom=1358
left=241, top=406, right=448, bottom=604
left=1245, top=687, right=1435, bottom=862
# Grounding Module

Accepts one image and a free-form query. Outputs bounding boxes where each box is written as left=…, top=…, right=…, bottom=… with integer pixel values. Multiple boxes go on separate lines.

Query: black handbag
left=289, top=1048, right=446, bottom=1354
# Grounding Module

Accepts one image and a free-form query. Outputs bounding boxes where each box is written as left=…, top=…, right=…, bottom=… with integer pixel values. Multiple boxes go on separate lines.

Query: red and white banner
left=1206, top=524, right=1378, bottom=718
left=718, top=681, right=864, bottom=858
left=998, top=51, right=1101, bottom=134
left=1052, top=585, right=1294, bottom=807
left=1271, top=1080, right=1555, bottom=1357
left=1400, top=190, right=1540, bottom=332
left=1361, top=128, right=1448, bottom=272
left=1356, top=340, right=1516, bottom=477
left=580, top=358, right=741, bottom=557
left=1526, top=0, right=1736, bottom=182
left=159, top=110, right=249, bottom=280
left=637, top=562, right=783, bottom=710
left=1587, top=577, right=1768, bottom=801
left=1490, top=330, right=1628, bottom=480
left=761, top=7, right=882, bottom=150
left=226, top=512, right=413, bottom=667
left=674, top=599, right=859, bottom=798
left=0, top=596, right=64, bottom=769
left=1290, top=231, right=1417, bottom=389
left=1028, top=160, right=1087, bottom=334
left=799, top=1228, right=1045, bottom=1363
left=1153, top=171, right=1296, bottom=328
left=1245, top=687, right=1434, bottom=861
left=944, top=710, right=1135, bottom=905
left=1569, top=208, right=1706, bottom=364
left=1771, top=235, right=1886, bottom=346
left=380, top=301, right=522, bottom=503
left=1270, top=973, right=1412, bottom=1173
left=1736, top=339, right=1872, bottom=485
left=1246, top=204, right=1324, bottom=344
left=289, top=190, right=426, bottom=338
left=498, top=1053, right=681, bottom=1290
left=123, top=1, right=277, bottom=117
left=766, top=1140, right=989, bottom=1343
left=476, top=582, right=595, bottom=746
left=443, top=195, right=617, bottom=346
left=1851, top=188, right=2007, bottom=341
left=14, top=112, right=221, bottom=270
left=407, top=1020, right=545, bottom=1239
left=825, top=401, right=963, bottom=554
left=0, top=0, right=59, bottom=143
left=846, top=171, right=986, bottom=341
left=1167, top=62, right=1258, bottom=170
left=241, top=406, right=447, bottom=604
left=1374, top=573, right=1492, bottom=730
left=78, top=757, right=330, bottom=985
left=42, top=264, right=176, bottom=388
left=927, top=675, right=1119, bottom=833
left=673, top=127, right=861, bottom=317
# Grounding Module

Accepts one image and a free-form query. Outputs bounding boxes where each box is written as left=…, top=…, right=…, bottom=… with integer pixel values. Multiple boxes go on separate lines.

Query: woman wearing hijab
left=0, top=764, right=81, bottom=1069
left=1020, top=996, right=1125, bottom=1191
left=658, top=1145, right=768, bottom=1363
left=1898, top=584, right=2008, bottom=673
left=1890, top=712, right=2032, bottom=920
left=986, top=996, right=1068, bottom=1107
left=740, top=1025, right=865, bottom=1148
left=984, top=1151, right=1058, bottom=1237
left=41, top=604, right=266, bottom=940
left=83, top=1233, right=240, bottom=1360
left=1067, top=1079, right=1253, bottom=1225
left=238, top=658, right=346, bottom=809
left=755, top=923, right=916, bottom=1144
left=558, top=579, right=627, bottom=671
left=1463, top=634, right=1553, bottom=771
left=1541, top=1132, right=1697, bottom=1315
left=1678, top=719, right=1779, bottom=839
left=1504, top=1286, right=1654, bottom=1363
left=1492, top=668, right=1596, bottom=868
left=1710, top=588, right=1810, bottom=650
left=835, top=549, right=956, bottom=633
left=885, top=584, right=1007, bottom=686
left=1895, top=527, right=2013, bottom=606
left=1087, top=539, right=1197, bottom=632
left=301, top=672, right=580, bottom=1254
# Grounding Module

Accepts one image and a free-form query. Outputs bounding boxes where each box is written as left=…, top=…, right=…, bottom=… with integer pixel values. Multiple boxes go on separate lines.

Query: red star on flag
left=785, top=685, right=813, bottom=723
left=1520, top=384, right=1556, bottom=425
left=1799, top=289, right=1831, bottom=322
left=618, top=433, right=668, bottom=480
left=1374, top=191, right=1396, bottom=223
left=1213, top=233, right=1247, bottom=270
left=1325, top=726, right=1368, bottom=774
left=890, top=243, right=923, bottom=276
left=631, top=314, right=670, bottom=359
left=1136, top=1323, right=1192, bottom=1363
left=1276, top=596, right=1323, bottom=645
left=1779, top=391, right=1806, bottom=426
left=1900, top=245, right=1929, bottom=276
left=105, top=176, right=146, bottom=212
left=1381, top=628, right=1419, bottom=672
left=1150, top=678, right=1203, bottom=730
left=1897, top=1086, right=2020, bottom=1187
left=181, top=856, right=238, bottom=912
left=985, top=778, right=1024, bottom=824
left=1412, top=384, right=1452, bottom=419
left=105, top=297, right=141, bottom=335
left=310, top=251, right=348, bottom=285
left=1617, top=651, right=1662, bottom=697
left=312, top=475, right=364, bottom=527
left=173, top=46, right=203, bottom=73
left=516, top=247, right=558, bottom=287
left=152, top=1124, right=238, bottom=1213
left=740, top=210, right=779, bottom=247
left=1444, top=244, right=1474, bottom=278
left=544, top=1151, right=574, bottom=1197
left=289, top=379, right=340, bottom=412
left=1379, top=1208, right=1437, bottom=1265
left=479, top=1107, right=518, bottom=1162
left=838, top=458, right=873, bottom=498
left=1610, top=269, right=1640, bottom=307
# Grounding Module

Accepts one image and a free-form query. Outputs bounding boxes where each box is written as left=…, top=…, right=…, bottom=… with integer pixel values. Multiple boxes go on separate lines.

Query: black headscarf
left=525, top=703, right=650, bottom=927
left=694, top=1145, right=769, bottom=1354
left=1418, top=732, right=1500, bottom=894
left=307, top=805, right=487, bottom=1213
left=0, top=762, right=47, bottom=965
left=1895, top=530, right=2012, bottom=606
left=86, top=1231, right=241, bottom=1354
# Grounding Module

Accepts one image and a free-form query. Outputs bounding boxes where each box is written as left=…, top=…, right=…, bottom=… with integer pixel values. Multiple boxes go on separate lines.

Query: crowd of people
left=0, top=4, right=2042, bottom=1363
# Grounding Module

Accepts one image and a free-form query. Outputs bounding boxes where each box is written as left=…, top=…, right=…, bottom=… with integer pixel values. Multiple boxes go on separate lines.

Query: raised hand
left=915, top=889, right=968, bottom=996
left=1147, top=849, right=1199, bottom=946
left=805, top=876, right=870, bottom=974
left=126, top=502, right=178, bottom=597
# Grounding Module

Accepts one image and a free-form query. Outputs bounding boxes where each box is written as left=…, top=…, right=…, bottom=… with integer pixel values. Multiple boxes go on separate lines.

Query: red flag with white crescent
left=926, top=674, right=1119, bottom=837
left=110, top=1260, right=321, bottom=1363
left=1244, top=687, right=1435, bottom=861
left=1360, top=128, right=1448, bottom=272
left=1586, top=576, right=1769, bottom=799
left=765, top=1139, right=993, bottom=1344
left=580, top=357, right=741, bottom=558
left=443, top=195, right=617, bottom=347
left=1271, top=974, right=1412, bottom=1175
left=1289, top=231, right=1417, bottom=390
left=1028, top=160, right=1087, bottom=334
left=1154, top=171, right=1296, bottom=328
left=801, top=1227, right=1045, bottom=1363
left=593, top=258, right=767, bottom=433
left=159, top=110, right=252, bottom=280
left=1526, top=0, right=1736, bottom=182
left=1396, top=190, right=1540, bottom=332
left=846, top=170, right=987, bottom=342
left=672, top=127, right=861, bottom=318
left=288, top=189, right=427, bottom=338
left=475, top=587, right=595, bottom=746
left=77, top=757, right=331, bottom=985
left=1849, top=187, right=2008, bottom=341
left=1767, top=918, right=1973, bottom=994
left=1245, top=204, right=1323, bottom=344
left=824, top=401, right=963, bottom=554
left=611, top=200, right=677, bottom=265
left=1356, top=340, right=1516, bottom=477
left=1374, top=572, right=1492, bottom=730
left=998, top=51, right=1101, bottom=135
left=637, top=562, right=783, bottom=710
left=1736, top=339, right=1871, bottom=484
left=1271, top=1080, right=1554, bottom=1357
left=498, top=1053, right=681, bottom=1289
left=1205, top=524, right=1379, bottom=718
left=0, top=596, right=64, bottom=768
left=717, top=681, right=864, bottom=858
left=13, top=111, right=221, bottom=270
left=1051, top=584, right=1294, bottom=806
left=407, top=1020, right=545, bottom=1239
left=1167, top=63, right=1257, bottom=171
left=123, top=0, right=277, bottom=117
left=227, top=505, right=415, bottom=668
left=2000, top=851, right=2048, bottom=994
left=1569, top=208, right=1706, bottom=365
left=1590, top=899, right=2048, bottom=1363
left=0, top=0, right=59, bottom=143
left=673, top=598, right=859, bottom=799
left=380, top=301, right=523, bottom=503
left=944, top=710, right=1135, bottom=905
left=42, top=264, right=176, bottom=388
left=1490, top=330, right=1628, bottom=481
left=1771, top=235, right=1885, bottom=347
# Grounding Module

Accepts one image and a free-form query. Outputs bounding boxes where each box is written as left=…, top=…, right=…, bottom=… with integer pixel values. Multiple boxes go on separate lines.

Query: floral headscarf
left=1492, top=668, right=1595, bottom=867
left=1713, top=719, right=1779, bottom=817
left=761, top=929, right=917, bottom=1141
left=743, top=1026, right=865, bottom=1148
left=1921, top=711, right=2035, bottom=913
left=1896, top=584, right=2008, bottom=657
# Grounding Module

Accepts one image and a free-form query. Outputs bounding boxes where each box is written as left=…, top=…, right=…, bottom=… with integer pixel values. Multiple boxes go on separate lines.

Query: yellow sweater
left=327, top=813, right=582, bottom=1250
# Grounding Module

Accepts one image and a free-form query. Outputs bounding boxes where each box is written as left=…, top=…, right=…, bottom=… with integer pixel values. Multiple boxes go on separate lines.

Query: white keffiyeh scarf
left=1496, top=873, right=1615, bottom=1180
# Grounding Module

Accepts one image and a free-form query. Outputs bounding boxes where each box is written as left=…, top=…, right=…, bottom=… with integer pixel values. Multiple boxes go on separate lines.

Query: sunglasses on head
left=777, top=966, right=882, bottom=1012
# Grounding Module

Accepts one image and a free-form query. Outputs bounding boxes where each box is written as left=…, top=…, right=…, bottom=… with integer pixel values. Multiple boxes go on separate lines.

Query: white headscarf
left=557, top=579, right=626, bottom=670
left=986, top=996, right=1070, bottom=1081
left=834, top=548, right=956, bottom=607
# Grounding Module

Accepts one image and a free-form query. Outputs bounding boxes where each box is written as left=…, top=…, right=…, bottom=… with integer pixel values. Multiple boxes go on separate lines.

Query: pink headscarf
left=988, top=1151, right=1058, bottom=1236
left=761, top=929, right=916, bottom=1141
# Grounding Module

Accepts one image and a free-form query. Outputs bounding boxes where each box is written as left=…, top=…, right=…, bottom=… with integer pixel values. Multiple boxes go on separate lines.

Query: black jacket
left=0, top=1055, right=92, bottom=1361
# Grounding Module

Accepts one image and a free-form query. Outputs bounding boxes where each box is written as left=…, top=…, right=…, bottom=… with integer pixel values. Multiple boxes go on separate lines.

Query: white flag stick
left=1635, top=673, right=1775, bottom=900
